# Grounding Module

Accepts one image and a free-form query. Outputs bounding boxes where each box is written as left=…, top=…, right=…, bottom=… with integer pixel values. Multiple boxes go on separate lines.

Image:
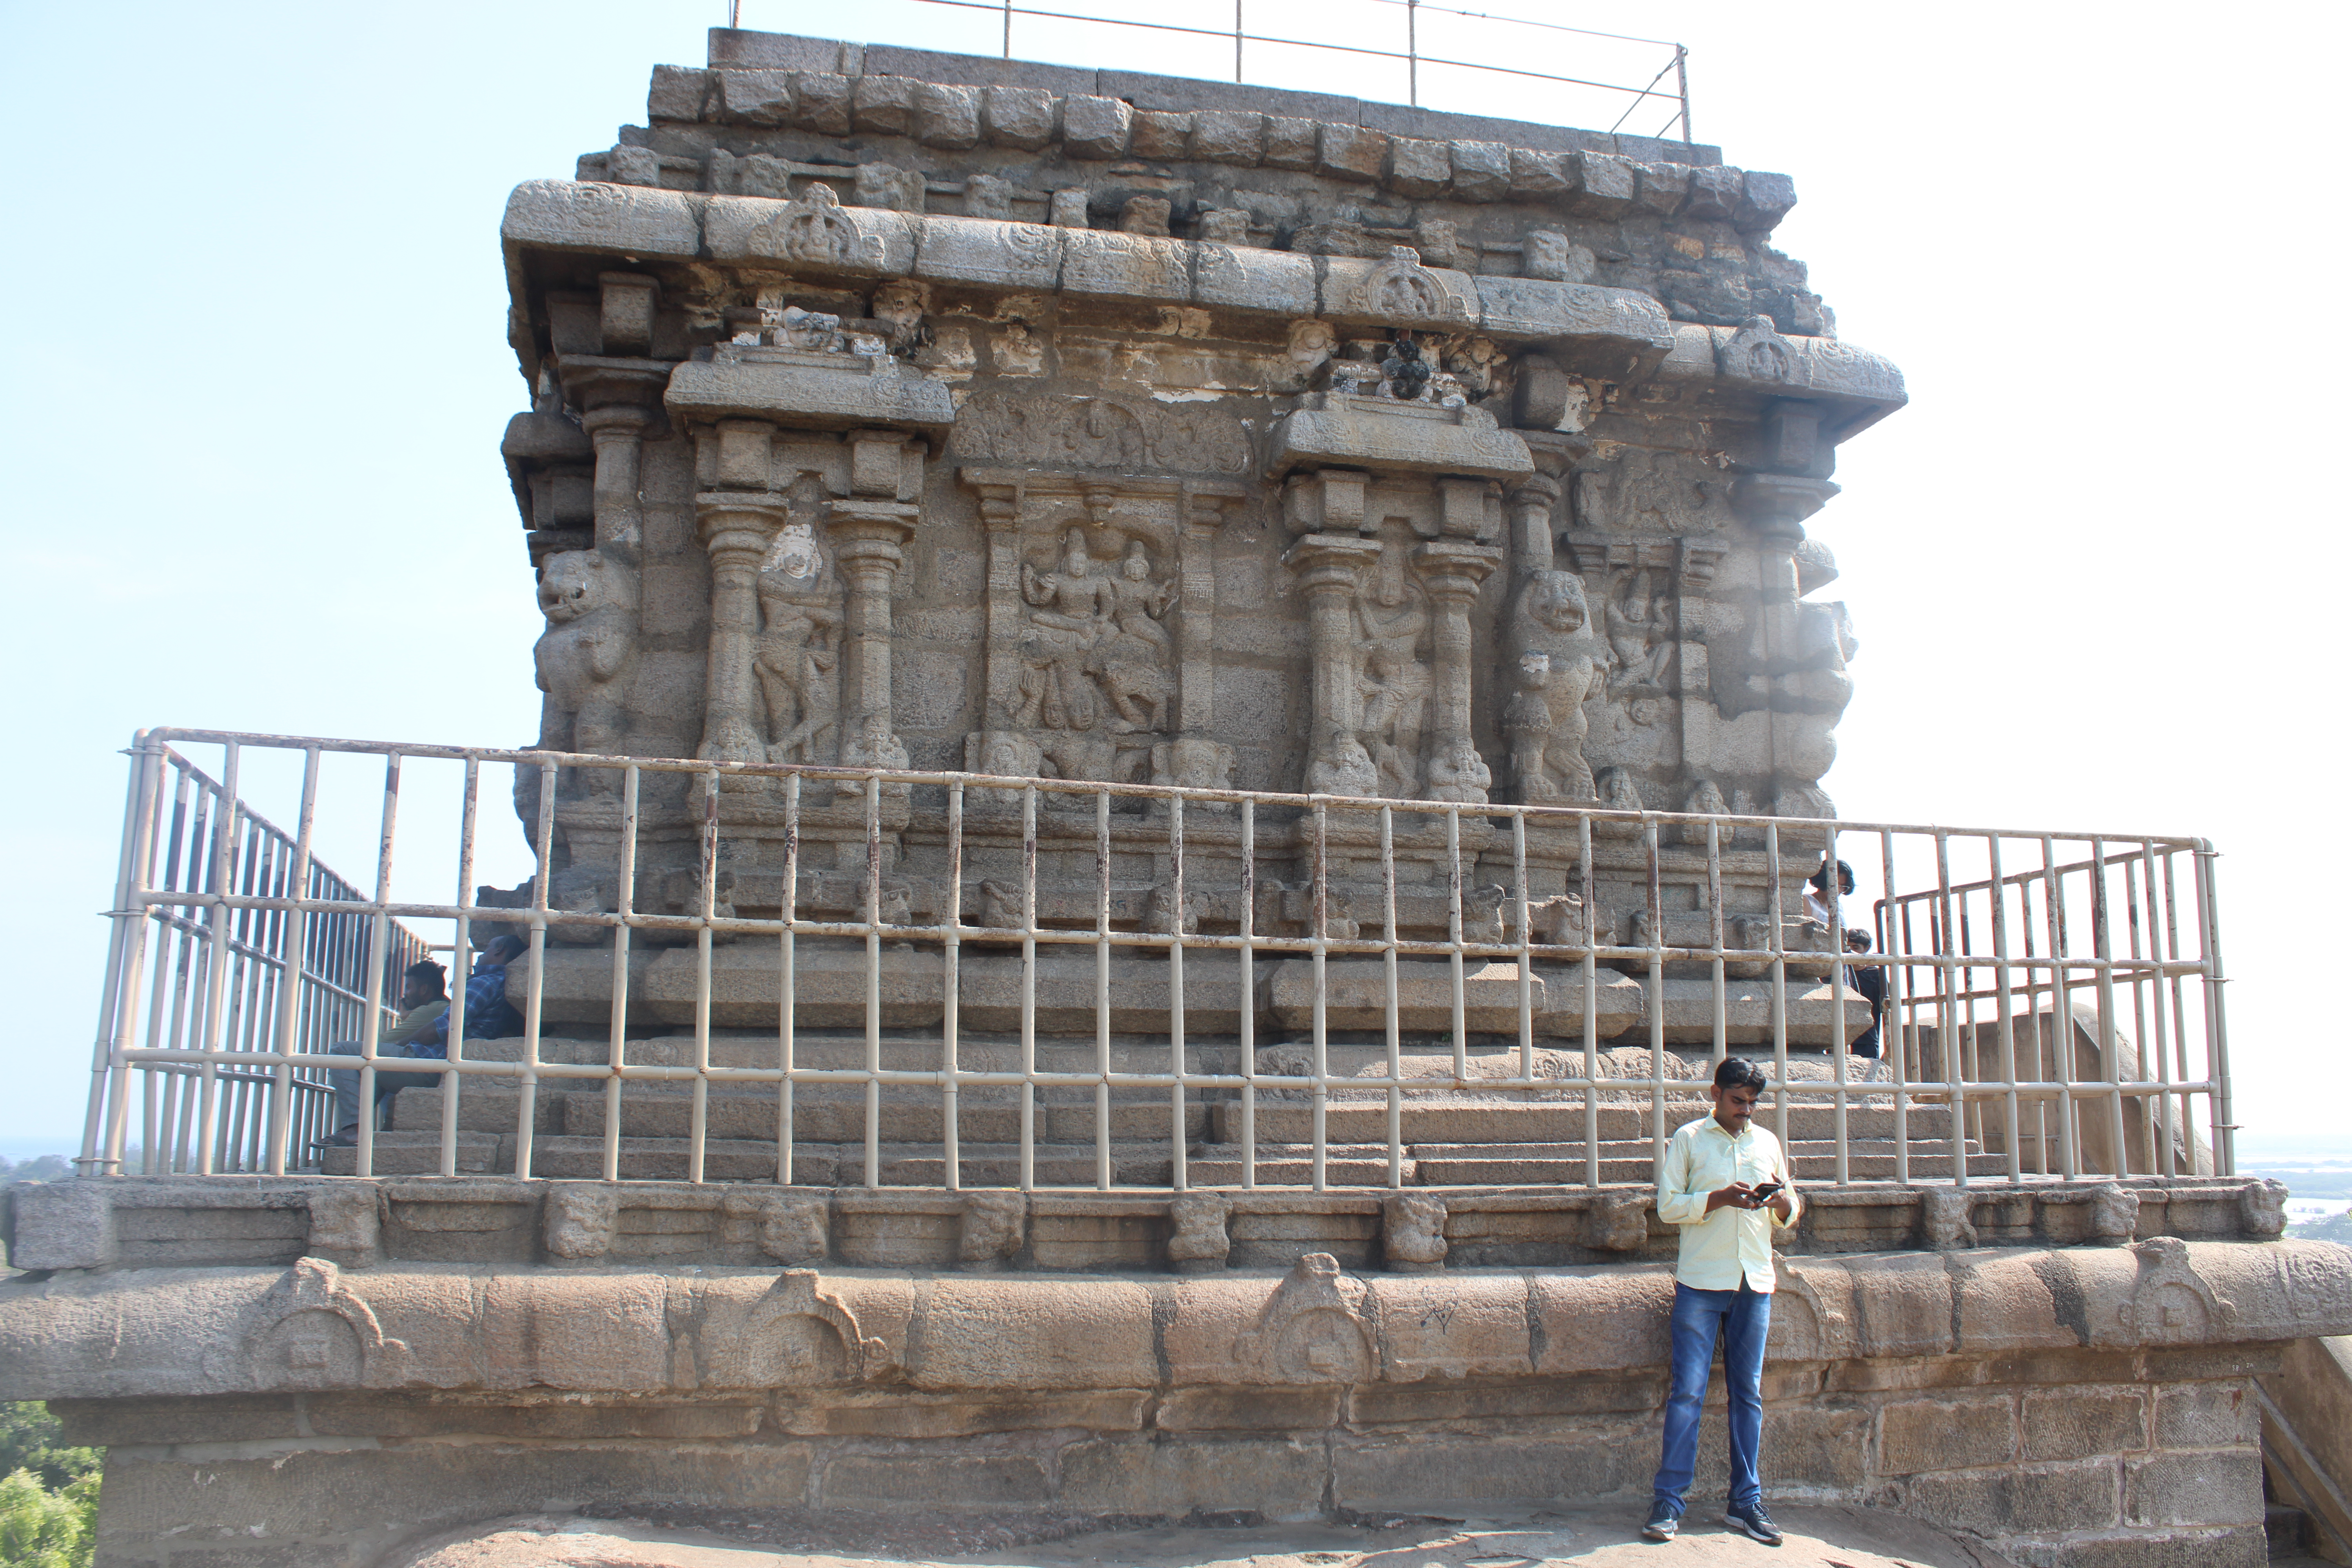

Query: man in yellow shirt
left=1642, top=1056, right=1800, bottom=1545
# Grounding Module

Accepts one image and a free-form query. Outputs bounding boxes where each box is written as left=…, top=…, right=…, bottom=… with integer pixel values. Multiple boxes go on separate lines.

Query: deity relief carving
left=1573, top=450, right=1737, bottom=536
left=1353, top=543, right=1434, bottom=798
left=1501, top=570, right=1602, bottom=803
left=1012, top=528, right=1175, bottom=745
left=951, top=390, right=1250, bottom=474
left=535, top=550, right=640, bottom=789
left=752, top=538, right=844, bottom=765
left=1604, top=568, right=1675, bottom=695
left=1355, top=246, right=1471, bottom=324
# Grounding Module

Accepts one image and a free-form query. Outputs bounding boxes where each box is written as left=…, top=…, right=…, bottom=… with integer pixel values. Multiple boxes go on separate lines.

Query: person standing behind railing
left=317, top=960, right=450, bottom=1149
left=1642, top=1056, right=1800, bottom=1546
left=1844, top=928, right=1890, bottom=1083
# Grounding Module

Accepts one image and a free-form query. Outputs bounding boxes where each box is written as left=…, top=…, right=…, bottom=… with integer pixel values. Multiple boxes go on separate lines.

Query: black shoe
left=1724, top=1504, right=1783, bottom=1545
left=314, top=1127, right=360, bottom=1149
left=1640, top=1503, right=1679, bottom=1542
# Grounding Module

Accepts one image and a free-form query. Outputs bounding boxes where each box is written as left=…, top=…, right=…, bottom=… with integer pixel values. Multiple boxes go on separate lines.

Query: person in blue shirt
left=317, top=935, right=526, bottom=1148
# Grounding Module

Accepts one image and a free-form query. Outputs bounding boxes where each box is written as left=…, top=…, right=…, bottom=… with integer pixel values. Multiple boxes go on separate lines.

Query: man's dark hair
left=483, top=933, right=528, bottom=964
left=1809, top=858, right=1855, bottom=896
left=403, top=959, right=447, bottom=998
left=1714, top=1056, right=1769, bottom=1093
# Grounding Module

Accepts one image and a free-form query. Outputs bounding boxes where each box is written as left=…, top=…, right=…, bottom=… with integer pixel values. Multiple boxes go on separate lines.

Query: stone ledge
left=2, top=1240, right=2345, bottom=1403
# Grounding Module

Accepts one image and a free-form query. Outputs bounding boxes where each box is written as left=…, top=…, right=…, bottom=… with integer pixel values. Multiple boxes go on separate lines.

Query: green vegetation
left=0, top=1156, right=72, bottom=1187
left=0, top=1405, right=98, bottom=1568
left=2289, top=1209, right=2352, bottom=1244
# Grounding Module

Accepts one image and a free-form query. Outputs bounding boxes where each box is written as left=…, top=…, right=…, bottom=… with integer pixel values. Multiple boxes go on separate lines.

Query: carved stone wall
left=495, top=26, right=1905, bottom=947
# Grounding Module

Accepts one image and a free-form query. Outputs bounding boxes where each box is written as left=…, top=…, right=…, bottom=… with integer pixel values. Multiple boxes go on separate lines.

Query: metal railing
left=876, top=0, right=1694, bottom=140
left=81, top=742, right=434, bottom=1176
left=80, top=728, right=2230, bottom=1189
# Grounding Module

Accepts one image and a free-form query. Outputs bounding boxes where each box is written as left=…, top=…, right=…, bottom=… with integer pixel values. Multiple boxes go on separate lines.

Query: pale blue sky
left=2, top=0, right=2343, bottom=1151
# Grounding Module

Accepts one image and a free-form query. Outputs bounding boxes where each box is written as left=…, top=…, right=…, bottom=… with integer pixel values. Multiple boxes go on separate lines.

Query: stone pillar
left=695, top=491, right=789, bottom=763
left=824, top=499, right=919, bottom=746
left=1506, top=473, right=1561, bottom=581
left=557, top=362, right=666, bottom=557
left=965, top=474, right=1025, bottom=730
left=1412, top=540, right=1502, bottom=747
left=1175, top=485, right=1240, bottom=737
left=1280, top=532, right=1382, bottom=750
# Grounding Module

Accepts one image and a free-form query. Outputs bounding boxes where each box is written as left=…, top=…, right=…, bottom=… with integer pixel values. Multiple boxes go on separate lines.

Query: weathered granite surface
left=7, top=1238, right=2343, bottom=1566
left=497, top=27, right=1900, bottom=973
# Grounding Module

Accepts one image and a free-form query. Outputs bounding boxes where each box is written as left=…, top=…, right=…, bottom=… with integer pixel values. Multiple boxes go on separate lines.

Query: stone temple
left=8, top=26, right=2351, bottom=1568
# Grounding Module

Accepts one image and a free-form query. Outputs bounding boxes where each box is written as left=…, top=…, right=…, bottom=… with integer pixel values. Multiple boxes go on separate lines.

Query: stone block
left=1193, top=110, right=1264, bottom=164
left=1762, top=1403, right=1872, bottom=1488
left=1153, top=1385, right=1341, bottom=1431
left=2049, top=1527, right=2267, bottom=1568
left=1737, top=171, right=1798, bottom=233
left=1262, top=116, right=1317, bottom=171
left=1879, top=1394, right=2015, bottom=1475
left=1318, top=123, right=1388, bottom=182
left=1572, top=151, right=1638, bottom=218
left=2023, top=1387, right=2148, bottom=1460
left=853, top=162, right=926, bottom=213
left=701, top=195, right=917, bottom=278
left=2153, top=1380, right=2257, bottom=1448
left=906, top=1277, right=1157, bottom=1390
left=1633, top=161, right=1688, bottom=217
left=504, top=179, right=701, bottom=259
left=10, top=1182, right=113, bottom=1269
left=793, top=71, right=852, bottom=134
left=851, top=74, right=917, bottom=136
left=1685, top=164, right=1743, bottom=221
left=716, top=68, right=793, bottom=126
left=916, top=216, right=1062, bottom=290
left=1448, top=141, right=1511, bottom=202
left=1510, top=147, right=1576, bottom=199
left=1193, top=242, right=1316, bottom=316
left=1334, top=1434, right=1635, bottom=1508
left=1130, top=109, right=1192, bottom=160
left=823, top=1452, right=1050, bottom=1507
left=1059, top=1437, right=1328, bottom=1515
left=914, top=82, right=981, bottom=149
left=648, top=64, right=709, bottom=122
left=1904, top=1458, right=2120, bottom=1537
left=2123, top=1449, right=2263, bottom=1528
left=860, top=44, right=1095, bottom=94
left=1386, top=138, right=1450, bottom=198
left=1060, top=230, right=1190, bottom=303
left=1475, top=276, right=1675, bottom=351
left=983, top=85, right=1056, bottom=150
left=1061, top=95, right=1132, bottom=159
left=604, top=145, right=662, bottom=187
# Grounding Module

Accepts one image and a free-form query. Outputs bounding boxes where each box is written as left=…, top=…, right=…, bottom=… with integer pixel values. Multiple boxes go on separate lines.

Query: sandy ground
left=388, top=1504, right=2020, bottom=1568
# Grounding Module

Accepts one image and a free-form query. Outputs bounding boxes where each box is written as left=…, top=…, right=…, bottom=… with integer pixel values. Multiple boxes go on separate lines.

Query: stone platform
left=2, top=1215, right=2345, bottom=1567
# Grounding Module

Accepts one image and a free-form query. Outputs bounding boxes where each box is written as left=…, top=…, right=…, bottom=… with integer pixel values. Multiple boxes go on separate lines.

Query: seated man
left=410, top=932, right=528, bottom=1054
left=319, top=959, right=450, bottom=1148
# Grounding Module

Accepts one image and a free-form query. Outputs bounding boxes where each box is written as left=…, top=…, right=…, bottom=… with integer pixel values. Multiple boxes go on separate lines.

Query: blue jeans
left=1651, top=1279, right=1773, bottom=1517
left=326, top=1039, right=443, bottom=1134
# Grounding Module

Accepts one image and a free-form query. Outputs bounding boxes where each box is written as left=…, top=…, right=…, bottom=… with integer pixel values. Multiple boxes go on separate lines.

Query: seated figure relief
left=1014, top=528, right=1175, bottom=742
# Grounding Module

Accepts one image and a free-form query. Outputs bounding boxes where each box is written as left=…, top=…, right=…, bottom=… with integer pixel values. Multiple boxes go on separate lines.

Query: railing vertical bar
left=775, top=772, right=797, bottom=1186
left=2123, top=842, right=2156, bottom=1174
left=1934, top=831, right=1966, bottom=1188
left=1706, top=818, right=1725, bottom=1067
left=691, top=768, right=721, bottom=1186
left=1647, top=815, right=1667, bottom=1175
left=2090, top=837, right=2127, bottom=1176
left=1167, top=790, right=1186, bottom=1193
left=2162, top=849, right=2196, bottom=1173
left=1020, top=785, right=1037, bottom=1193
left=440, top=759, right=480, bottom=1180
left=944, top=779, right=965, bottom=1193
left=1827, top=824, right=1848, bottom=1188
left=1579, top=811, right=1598, bottom=1190
left=1512, top=812, right=1532, bottom=1085
left=2042, top=835, right=2076, bottom=1180
left=353, top=753, right=402, bottom=1181
left=1987, top=834, right=2020, bottom=1185
left=861, top=772, right=882, bottom=1189
left=2194, top=843, right=2232, bottom=1176
left=1381, top=804, right=1401, bottom=1190
left=1312, top=799, right=1330, bottom=1194
left=608, top=765, right=641, bottom=1185
left=515, top=758, right=556, bottom=1180
left=1446, top=806, right=1465, bottom=1087
left=1879, top=829, right=1907, bottom=1187
left=2139, top=842, right=2175, bottom=1179
left=263, top=746, right=321, bottom=1176
left=191, top=742, right=245, bottom=1176
left=1094, top=788, right=1112, bottom=1191
left=1238, top=797, right=1256, bottom=1192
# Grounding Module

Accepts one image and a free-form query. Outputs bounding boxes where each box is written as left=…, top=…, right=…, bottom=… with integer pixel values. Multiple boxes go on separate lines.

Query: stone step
left=321, top=1132, right=1179, bottom=1186
left=559, top=1092, right=1207, bottom=1145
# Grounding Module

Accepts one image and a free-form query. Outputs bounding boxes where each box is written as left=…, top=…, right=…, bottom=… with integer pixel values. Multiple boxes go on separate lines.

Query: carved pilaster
left=1412, top=540, right=1502, bottom=751
left=824, top=499, right=919, bottom=756
left=1506, top=473, right=1562, bottom=580
left=1280, top=532, right=1382, bottom=789
left=696, top=491, right=789, bottom=763
left=557, top=358, right=667, bottom=559
left=1176, top=485, right=1242, bottom=738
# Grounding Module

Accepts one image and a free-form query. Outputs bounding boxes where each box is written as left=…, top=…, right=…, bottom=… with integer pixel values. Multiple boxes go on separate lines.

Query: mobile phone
left=1749, top=1181, right=1784, bottom=1202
